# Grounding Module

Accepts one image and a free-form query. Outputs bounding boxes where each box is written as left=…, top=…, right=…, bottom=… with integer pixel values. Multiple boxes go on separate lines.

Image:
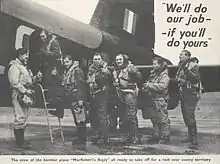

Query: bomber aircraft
left=0, top=0, right=219, bottom=107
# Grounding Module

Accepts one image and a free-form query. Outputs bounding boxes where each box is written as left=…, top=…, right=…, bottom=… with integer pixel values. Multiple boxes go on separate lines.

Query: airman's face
left=179, top=50, right=189, bottom=62
left=93, top=55, right=102, bottom=65
left=64, top=57, right=73, bottom=69
left=116, top=55, right=124, bottom=67
left=152, top=60, right=160, bottom=71
left=40, top=30, right=47, bottom=41
left=19, top=52, right=29, bottom=64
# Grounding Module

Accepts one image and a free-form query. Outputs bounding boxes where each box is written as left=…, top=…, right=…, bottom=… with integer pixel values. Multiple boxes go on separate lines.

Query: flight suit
left=142, top=69, right=170, bottom=143
left=87, top=62, right=110, bottom=144
left=8, top=58, right=40, bottom=147
left=176, top=58, right=200, bottom=148
left=38, top=36, right=63, bottom=99
left=112, top=64, right=143, bottom=144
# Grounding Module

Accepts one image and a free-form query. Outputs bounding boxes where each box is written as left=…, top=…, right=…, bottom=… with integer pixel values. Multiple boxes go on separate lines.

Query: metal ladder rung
left=48, top=115, right=58, bottom=118
left=45, top=102, right=50, bottom=105
left=51, top=127, right=62, bottom=131
left=47, top=112, right=61, bottom=118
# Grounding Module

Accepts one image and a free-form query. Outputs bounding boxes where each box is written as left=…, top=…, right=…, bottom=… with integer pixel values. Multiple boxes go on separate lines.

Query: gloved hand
left=51, top=68, right=57, bottom=76
left=37, top=71, right=43, bottom=79
left=25, top=89, right=35, bottom=95
left=127, top=65, right=136, bottom=74
left=142, top=82, right=150, bottom=92
left=77, top=100, right=83, bottom=106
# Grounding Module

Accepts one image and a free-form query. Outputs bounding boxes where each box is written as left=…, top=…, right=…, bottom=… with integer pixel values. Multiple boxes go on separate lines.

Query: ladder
left=36, top=84, right=65, bottom=144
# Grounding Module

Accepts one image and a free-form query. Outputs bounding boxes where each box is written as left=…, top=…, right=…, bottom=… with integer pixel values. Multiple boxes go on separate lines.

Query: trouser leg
left=160, top=122, right=170, bottom=139
left=73, top=122, right=86, bottom=145
left=123, top=92, right=140, bottom=144
left=181, top=127, right=192, bottom=143
left=180, top=88, right=198, bottom=148
left=56, top=103, right=64, bottom=118
left=159, top=122, right=170, bottom=144
left=13, top=127, right=33, bottom=149
left=48, top=87, right=66, bottom=118
left=80, top=124, right=86, bottom=143
left=71, top=104, right=87, bottom=145
left=118, top=102, right=127, bottom=132
left=160, top=115, right=170, bottom=141
left=155, top=99, right=170, bottom=138
left=189, top=124, right=198, bottom=149
left=109, top=108, right=118, bottom=131
left=98, top=99, right=109, bottom=142
left=90, top=100, right=101, bottom=143
left=149, top=119, right=160, bottom=143
left=151, top=119, right=160, bottom=138
left=150, top=99, right=170, bottom=144
left=130, top=117, right=140, bottom=144
left=12, top=94, right=30, bottom=130
left=14, top=129, right=24, bottom=146
left=93, top=91, right=109, bottom=144
left=12, top=92, right=31, bottom=148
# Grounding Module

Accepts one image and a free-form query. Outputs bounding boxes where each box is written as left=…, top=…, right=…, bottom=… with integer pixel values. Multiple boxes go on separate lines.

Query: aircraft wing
left=0, top=0, right=102, bottom=49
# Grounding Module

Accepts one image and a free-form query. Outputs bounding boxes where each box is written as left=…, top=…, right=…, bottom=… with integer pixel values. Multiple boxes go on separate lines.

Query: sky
left=32, top=0, right=99, bottom=24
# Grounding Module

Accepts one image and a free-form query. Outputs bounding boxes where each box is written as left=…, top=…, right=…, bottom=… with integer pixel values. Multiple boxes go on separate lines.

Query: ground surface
left=0, top=92, right=219, bottom=155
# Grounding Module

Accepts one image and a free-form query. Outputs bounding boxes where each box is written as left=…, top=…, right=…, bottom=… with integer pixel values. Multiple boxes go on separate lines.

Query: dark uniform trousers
left=179, top=86, right=199, bottom=148
left=120, top=91, right=138, bottom=140
left=90, top=87, right=109, bottom=141
left=72, top=112, right=87, bottom=143
left=180, top=86, right=198, bottom=134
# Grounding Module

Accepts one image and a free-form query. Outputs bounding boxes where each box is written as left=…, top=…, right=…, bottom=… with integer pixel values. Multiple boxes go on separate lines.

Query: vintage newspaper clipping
left=0, top=0, right=219, bottom=163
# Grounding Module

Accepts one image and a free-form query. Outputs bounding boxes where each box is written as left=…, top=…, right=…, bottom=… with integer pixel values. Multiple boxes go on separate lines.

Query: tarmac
left=0, top=92, right=219, bottom=155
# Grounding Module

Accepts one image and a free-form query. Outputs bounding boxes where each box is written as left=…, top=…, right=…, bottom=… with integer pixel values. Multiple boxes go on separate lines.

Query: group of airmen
left=6, top=29, right=201, bottom=150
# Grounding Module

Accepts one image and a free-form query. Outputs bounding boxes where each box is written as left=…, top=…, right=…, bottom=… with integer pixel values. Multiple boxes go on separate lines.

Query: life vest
left=87, top=62, right=109, bottom=91
left=176, top=59, right=200, bottom=89
left=8, top=59, right=35, bottom=106
left=62, top=62, right=79, bottom=91
left=8, top=59, right=33, bottom=88
left=113, top=65, right=138, bottom=94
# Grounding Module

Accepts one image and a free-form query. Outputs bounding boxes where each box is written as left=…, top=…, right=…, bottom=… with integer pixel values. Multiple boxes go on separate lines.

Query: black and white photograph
left=0, top=0, right=219, bottom=159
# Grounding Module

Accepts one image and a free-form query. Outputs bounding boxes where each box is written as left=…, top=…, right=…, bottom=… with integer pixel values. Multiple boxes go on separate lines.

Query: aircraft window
left=123, top=8, right=137, bottom=35
left=0, top=65, right=5, bottom=75
left=15, top=25, right=35, bottom=50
